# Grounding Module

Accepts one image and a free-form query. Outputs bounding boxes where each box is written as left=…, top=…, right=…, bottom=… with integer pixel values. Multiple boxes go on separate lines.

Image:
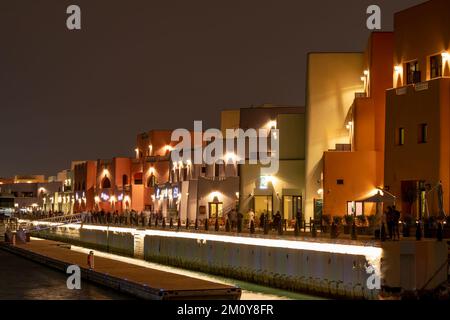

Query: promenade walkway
left=1, top=238, right=241, bottom=300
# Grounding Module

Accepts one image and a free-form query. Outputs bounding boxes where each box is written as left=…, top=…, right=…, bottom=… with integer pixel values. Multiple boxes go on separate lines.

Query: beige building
left=222, top=104, right=305, bottom=226
left=305, top=53, right=364, bottom=220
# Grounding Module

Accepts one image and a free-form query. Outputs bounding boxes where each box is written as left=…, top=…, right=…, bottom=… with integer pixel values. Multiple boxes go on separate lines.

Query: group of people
left=249, top=210, right=283, bottom=230
left=83, top=210, right=163, bottom=227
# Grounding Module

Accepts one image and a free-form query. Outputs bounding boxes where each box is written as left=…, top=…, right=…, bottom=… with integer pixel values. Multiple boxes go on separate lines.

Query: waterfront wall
left=143, top=234, right=377, bottom=299
left=34, top=226, right=134, bottom=257
left=32, top=225, right=448, bottom=299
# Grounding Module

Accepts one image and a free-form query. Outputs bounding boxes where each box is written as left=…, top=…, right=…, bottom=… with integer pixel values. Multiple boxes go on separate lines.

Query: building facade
left=222, top=104, right=306, bottom=225
left=384, top=0, right=450, bottom=218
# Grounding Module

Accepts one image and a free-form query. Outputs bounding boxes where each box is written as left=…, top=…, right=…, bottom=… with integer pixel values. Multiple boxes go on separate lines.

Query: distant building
left=222, top=104, right=305, bottom=225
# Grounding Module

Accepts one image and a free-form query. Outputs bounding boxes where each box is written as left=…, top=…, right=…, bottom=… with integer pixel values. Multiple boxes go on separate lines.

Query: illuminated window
left=406, top=61, right=420, bottom=84
left=430, top=54, right=442, bottom=79
left=147, top=174, right=156, bottom=187
left=418, top=123, right=428, bottom=143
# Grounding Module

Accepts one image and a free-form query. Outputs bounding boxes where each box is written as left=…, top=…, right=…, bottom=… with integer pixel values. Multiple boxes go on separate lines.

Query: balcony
left=328, top=144, right=351, bottom=152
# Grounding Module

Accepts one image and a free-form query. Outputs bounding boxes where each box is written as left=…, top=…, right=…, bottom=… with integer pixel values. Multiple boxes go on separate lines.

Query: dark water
left=0, top=249, right=130, bottom=300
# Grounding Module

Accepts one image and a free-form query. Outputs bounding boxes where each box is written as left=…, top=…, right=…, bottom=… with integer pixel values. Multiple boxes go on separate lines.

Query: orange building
left=321, top=32, right=394, bottom=217
left=134, top=130, right=179, bottom=214
left=384, top=0, right=450, bottom=218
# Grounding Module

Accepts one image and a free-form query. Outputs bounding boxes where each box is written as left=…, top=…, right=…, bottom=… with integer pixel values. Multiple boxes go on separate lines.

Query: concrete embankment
left=28, top=223, right=448, bottom=299
left=0, top=238, right=241, bottom=300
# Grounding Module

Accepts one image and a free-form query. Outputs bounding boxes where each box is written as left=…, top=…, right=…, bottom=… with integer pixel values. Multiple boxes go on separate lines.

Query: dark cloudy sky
left=0, top=0, right=425, bottom=177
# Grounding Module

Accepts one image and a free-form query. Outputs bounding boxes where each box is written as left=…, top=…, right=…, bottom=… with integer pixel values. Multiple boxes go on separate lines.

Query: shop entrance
left=283, top=196, right=302, bottom=220
left=208, top=202, right=223, bottom=219
left=313, top=198, right=323, bottom=221
left=254, top=195, right=273, bottom=218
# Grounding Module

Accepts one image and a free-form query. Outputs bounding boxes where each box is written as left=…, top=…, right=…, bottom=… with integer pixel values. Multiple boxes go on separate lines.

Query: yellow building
left=305, top=53, right=364, bottom=219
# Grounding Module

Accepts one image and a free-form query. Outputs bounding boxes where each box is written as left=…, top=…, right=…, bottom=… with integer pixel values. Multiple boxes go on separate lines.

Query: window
left=430, top=54, right=442, bottom=79
left=147, top=174, right=156, bottom=187
left=336, top=179, right=344, bottom=185
left=418, top=123, right=428, bottom=143
left=201, top=166, right=206, bottom=176
left=101, top=177, right=111, bottom=189
left=406, top=61, right=420, bottom=84
left=397, top=128, right=405, bottom=146
left=214, top=163, right=220, bottom=177
left=122, top=174, right=128, bottom=186
left=133, top=173, right=143, bottom=185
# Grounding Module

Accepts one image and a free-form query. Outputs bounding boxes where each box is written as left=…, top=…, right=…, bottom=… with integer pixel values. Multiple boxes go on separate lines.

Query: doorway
left=208, top=202, right=223, bottom=219
left=283, top=195, right=302, bottom=220
left=254, top=195, right=273, bottom=218
left=313, top=198, right=323, bottom=221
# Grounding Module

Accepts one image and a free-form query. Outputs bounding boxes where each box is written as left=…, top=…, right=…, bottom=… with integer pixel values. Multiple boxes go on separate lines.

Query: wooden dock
left=0, top=239, right=241, bottom=300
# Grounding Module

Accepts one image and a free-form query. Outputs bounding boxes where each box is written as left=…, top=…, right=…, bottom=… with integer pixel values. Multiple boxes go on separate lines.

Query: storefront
left=154, top=183, right=180, bottom=217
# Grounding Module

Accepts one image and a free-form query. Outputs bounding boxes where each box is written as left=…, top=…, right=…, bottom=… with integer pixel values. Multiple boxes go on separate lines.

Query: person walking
left=259, top=211, right=265, bottom=230
left=386, top=206, right=394, bottom=240
left=87, top=251, right=95, bottom=270
left=248, top=209, right=255, bottom=229
left=392, top=205, right=400, bottom=240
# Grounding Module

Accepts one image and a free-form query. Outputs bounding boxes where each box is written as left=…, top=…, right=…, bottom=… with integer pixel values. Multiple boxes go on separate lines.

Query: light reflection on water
left=69, top=244, right=324, bottom=300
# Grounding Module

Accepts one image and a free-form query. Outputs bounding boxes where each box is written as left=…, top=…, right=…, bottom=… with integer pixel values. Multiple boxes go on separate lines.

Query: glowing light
left=148, top=167, right=155, bottom=175
left=360, top=76, right=366, bottom=81
left=394, top=65, right=402, bottom=73
left=135, top=148, right=139, bottom=158
left=186, top=159, right=192, bottom=166
left=100, top=192, right=110, bottom=201
left=235, top=192, right=239, bottom=199
left=267, top=120, right=277, bottom=129
left=260, top=175, right=275, bottom=189
left=165, top=145, right=173, bottom=152
left=110, top=195, right=116, bottom=203
left=224, top=152, right=238, bottom=163
left=363, top=70, right=369, bottom=76
left=30, top=222, right=382, bottom=272
left=102, top=168, right=109, bottom=176
left=441, top=52, right=449, bottom=59
left=317, top=188, right=323, bottom=195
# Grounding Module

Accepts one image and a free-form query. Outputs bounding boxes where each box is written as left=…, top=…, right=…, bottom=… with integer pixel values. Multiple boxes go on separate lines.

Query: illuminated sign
left=173, top=187, right=179, bottom=199
left=259, top=176, right=270, bottom=189
left=100, top=192, right=110, bottom=201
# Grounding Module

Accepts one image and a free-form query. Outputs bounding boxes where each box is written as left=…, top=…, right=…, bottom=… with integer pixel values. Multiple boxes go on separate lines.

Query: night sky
left=0, top=0, right=425, bottom=177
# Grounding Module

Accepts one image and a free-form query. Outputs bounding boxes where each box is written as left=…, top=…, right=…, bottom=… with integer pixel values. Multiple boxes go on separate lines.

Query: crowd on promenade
left=16, top=209, right=296, bottom=235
